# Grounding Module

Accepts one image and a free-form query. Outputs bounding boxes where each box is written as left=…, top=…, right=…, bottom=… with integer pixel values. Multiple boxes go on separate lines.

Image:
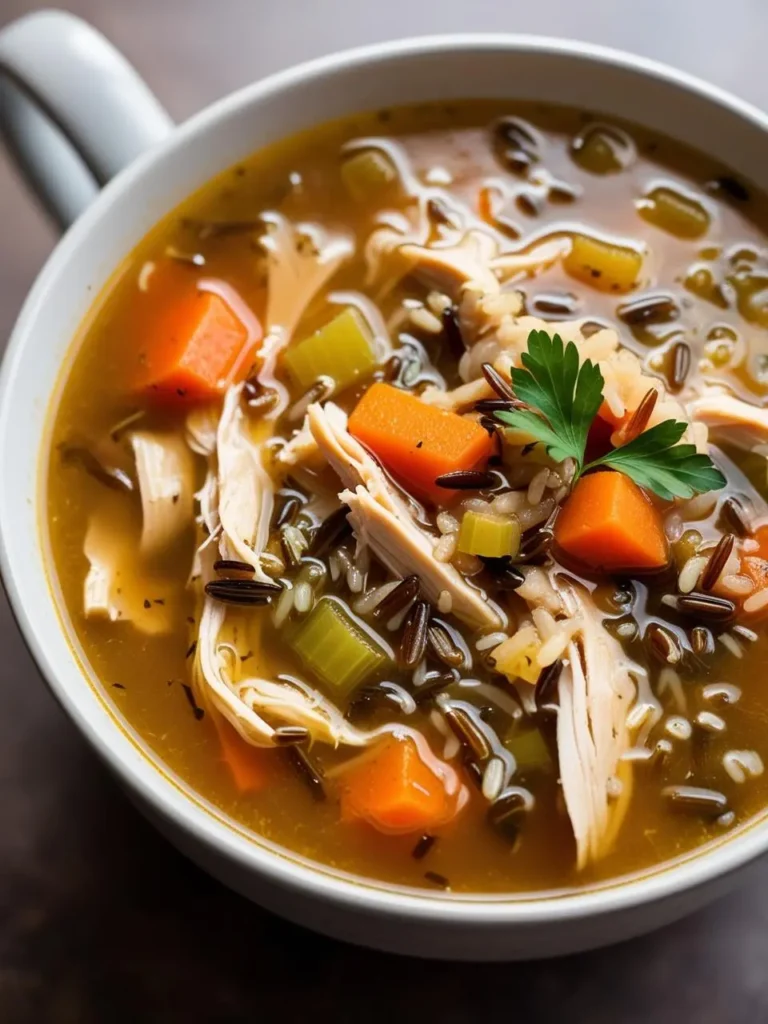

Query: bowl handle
left=0, top=9, right=173, bottom=230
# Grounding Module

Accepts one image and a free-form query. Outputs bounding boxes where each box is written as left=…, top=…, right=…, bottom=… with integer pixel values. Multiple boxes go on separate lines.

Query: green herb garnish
left=494, top=330, right=726, bottom=500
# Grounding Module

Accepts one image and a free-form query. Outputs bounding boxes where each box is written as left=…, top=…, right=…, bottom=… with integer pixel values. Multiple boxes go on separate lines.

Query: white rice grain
left=680, top=490, right=718, bottom=521
left=476, top=631, right=509, bottom=652
left=438, top=590, right=453, bottom=614
left=695, top=711, right=726, bottom=733
left=723, top=749, right=764, bottom=784
left=346, top=565, right=365, bottom=593
left=273, top=583, right=295, bottom=627
left=719, top=573, right=755, bottom=596
left=658, top=667, right=686, bottom=714
left=481, top=757, right=506, bottom=802
left=491, top=491, right=523, bottom=515
left=427, top=291, right=452, bottom=316
left=702, top=682, right=741, bottom=704
left=410, top=306, right=443, bottom=334
left=430, top=709, right=460, bottom=760
left=434, top=532, right=458, bottom=563
left=138, top=260, right=156, bottom=292
left=718, top=632, right=743, bottom=658
left=743, top=589, right=768, bottom=615
left=527, top=467, right=550, bottom=506
left=665, top=716, right=692, bottom=741
left=293, top=582, right=313, bottom=614
left=664, top=512, right=684, bottom=543
left=353, top=580, right=400, bottom=616
left=452, top=552, right=483, bottom=576
left=436, top=511, right=460, bottom=535
left=678, top=555, right=708, bottom=594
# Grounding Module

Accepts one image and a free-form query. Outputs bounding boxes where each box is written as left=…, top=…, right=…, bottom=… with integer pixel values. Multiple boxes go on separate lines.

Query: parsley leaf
left=495, top=331, right=604, bottom=465
left=585, top=420, right=727, bottom=500
left=493, top=329, right=727, bottom=501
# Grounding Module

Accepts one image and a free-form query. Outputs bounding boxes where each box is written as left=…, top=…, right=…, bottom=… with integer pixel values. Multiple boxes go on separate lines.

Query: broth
left=47, top=100, right=768, bottom=894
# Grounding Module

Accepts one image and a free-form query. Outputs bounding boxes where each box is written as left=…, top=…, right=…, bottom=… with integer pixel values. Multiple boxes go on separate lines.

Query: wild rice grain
left=412, top=834, right=437, bottom=860
left=427, top=623, right=465, bottom=668
left=481, top=362, right=517, bottom=402
left=691, top=625, right=715, bottom=655
left=400, top=600, right=430, bottom=669
left=670, top=341, right=692, bottom=391
left=699, top=534, right=735, bottom=592
left=663, top=785, right=728, bottom=816
left=719, top=495, right=752, bottom=537
left=435, top=470, right=496, bottom=490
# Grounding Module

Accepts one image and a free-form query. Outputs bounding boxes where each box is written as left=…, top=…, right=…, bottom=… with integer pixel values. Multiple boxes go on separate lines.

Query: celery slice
left=504, top=725, right=552, bottom=770
left=291, top=596, right=389, bottom=694
left=457, top=510, right=521, bottom=558
left=341, top=149, right=397, bottom=202
left=564, top=233, right=643, bottom=293
left=283, top=307, right=377, bottom=392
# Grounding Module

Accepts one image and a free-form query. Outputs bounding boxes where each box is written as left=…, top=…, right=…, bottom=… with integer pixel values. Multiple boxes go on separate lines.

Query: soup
left=47, top=100, right=768, bottom=895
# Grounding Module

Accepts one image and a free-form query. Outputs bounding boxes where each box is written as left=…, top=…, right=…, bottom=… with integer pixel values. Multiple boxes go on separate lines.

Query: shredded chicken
left=308, top=401, right=503, bottom=629
left=131, top=431, right=195, bottom=559
left=690, top=391, right=768, bottom=445
left=556, top=587, right=638, bottom=868
left=216, top=384, right=274, bottom=581
left=83, top=495, right=174, bottom=635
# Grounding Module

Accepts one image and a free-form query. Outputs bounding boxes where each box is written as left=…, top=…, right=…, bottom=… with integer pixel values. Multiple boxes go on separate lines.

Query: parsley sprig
left=494, top=330, right=726, bottom=501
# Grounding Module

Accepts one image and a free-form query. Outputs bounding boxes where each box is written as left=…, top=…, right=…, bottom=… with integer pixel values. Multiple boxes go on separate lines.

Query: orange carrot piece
left=144, top=290, right=260, bottom=401
left=554, top=470, right=669, bottom=572
left=213, top=714, right=268, bottom=793
left=348, top=382, right=494, bottom=504
left=340, top=736, right=458, bottom=834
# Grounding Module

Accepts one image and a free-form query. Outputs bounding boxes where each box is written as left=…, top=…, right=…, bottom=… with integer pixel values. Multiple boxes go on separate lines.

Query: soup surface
left=47, top=100, right=768, bottom=894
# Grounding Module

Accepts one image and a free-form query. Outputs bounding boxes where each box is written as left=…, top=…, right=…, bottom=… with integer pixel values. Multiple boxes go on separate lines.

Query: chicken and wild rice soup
left=47, top=101, right=768, bottom=893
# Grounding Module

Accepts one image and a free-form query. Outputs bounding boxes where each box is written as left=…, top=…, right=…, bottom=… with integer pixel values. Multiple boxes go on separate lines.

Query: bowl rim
left=3, top=30, right=768, bottom=927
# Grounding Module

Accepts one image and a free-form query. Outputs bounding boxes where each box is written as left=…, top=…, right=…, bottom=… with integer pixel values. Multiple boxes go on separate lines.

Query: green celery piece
left=340, top=149, right=397, bottom=202
left=504, top=726, right=552, bottom=771
left=283, top=307, right=377, bottom=392
left=457, top=510, right=521, bottom=559
left=291, top=597, right=389, bottom=695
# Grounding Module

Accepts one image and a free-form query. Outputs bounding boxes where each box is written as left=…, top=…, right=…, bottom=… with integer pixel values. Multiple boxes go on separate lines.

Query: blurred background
left=1, top=1, right=768, bottom=1021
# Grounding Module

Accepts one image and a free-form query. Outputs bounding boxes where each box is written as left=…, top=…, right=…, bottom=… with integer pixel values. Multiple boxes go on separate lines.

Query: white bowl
left=1, top=11, right=767, bottom=960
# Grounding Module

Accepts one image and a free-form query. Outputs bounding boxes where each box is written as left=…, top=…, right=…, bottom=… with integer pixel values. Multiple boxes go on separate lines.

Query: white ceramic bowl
left=1, top=10, right=768, bottom=961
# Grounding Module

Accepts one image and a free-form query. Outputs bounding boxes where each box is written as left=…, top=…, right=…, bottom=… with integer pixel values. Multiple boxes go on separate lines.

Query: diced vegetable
left=283, top=307, right=377, bottom=392
left=684, top=265, right=729, bottom=308
left=504, top=725, right=552, bottom=770
left=348, top=382, right=495, bottom=505
left=214, top=714, right=268, bottom=792
left=491, top=624, right=541, bottom=684
left=339, top=736, right=458, bottom=833
left=637, top=186, right=710, bottom=240
left=672, top=528, right=703, bottom=570
left=292, top=596, right=389, bottom=694
left=554, top=471, right=669, bottom=572
left=563, top=233, right=643, bottom=293
left=143, top=290, right=258, bottom=400
left=458, top=510, right=521, bottom=558
left=570, top=125, right=626, bottom=175
left=341, top=149, right=398, bottom=202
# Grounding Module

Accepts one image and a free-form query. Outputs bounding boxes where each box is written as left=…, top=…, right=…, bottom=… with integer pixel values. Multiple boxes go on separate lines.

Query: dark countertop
left=1, top=2, right=767, bottom=1020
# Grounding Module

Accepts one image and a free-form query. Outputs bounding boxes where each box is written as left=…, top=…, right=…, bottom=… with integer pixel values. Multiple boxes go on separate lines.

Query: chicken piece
left=131, top=430, right=195, bottom=559
left=276, top=414, right=322, bottom=468
left=308, top=402, right=503, bottom=629
left=216, top=383, right=274, bottom=582
left=195, top=600, right=376, bottom=748
left=83, top=493, right=174, bottom=635
left=557, top=589, right=637, bottom=868
left=400, top=230, right=501, bottom=295
left=689, top=391, right=768, bottom=446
